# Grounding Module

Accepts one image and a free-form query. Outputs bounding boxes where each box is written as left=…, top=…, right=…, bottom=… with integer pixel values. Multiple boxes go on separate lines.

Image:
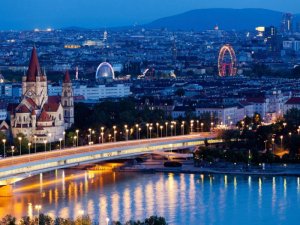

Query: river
left=0, top=169, right=299, bottom=225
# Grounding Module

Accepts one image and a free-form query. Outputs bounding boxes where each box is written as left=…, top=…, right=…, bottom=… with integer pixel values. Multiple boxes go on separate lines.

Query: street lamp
left=73, top=136, right=77, bottom=147
left=34, top=135, right=37, bottom=153
left=108, top=134, right=112, bottom=142
left=190, top=120, right=194, bottom=133
left=28, top=142, right=32, bottom=155
left=138, top=128, right=141, bottom=139
left=101, top=132, right=104, bottom=143
left=182, top=121, right=185, bottom=135
left=165, top=122, right=168, bottom=136
left=113, top=126, right=117, bottom=142
left=18, top=136, right=22, bottom=155
left=92, top=130, right=95, bottom=143
left=201, top=122, right=204, bottom=132
left=170, top=125, right=174, bottom=136
left=76, top=129, right=79, bottom=146
left=196, top=120, right=199, bottom=132
left=149, top=126, right=153, bottom=139
left=135, top=124, right=139, bottom=139
left=173, top=121, right=177, bottom=136
left=113, top=126, right=117, bottom=141
left=156, top=123, right=159, bottom=137
left=106, top=218, right=110, bottom=225
left=272, top=138, right=275, bottom=153
left=160, top=125, right=163, bottom=138
left=59, top=138, right=62, bottom=150
left=2, top=139, right=6, bottom=158
left=63, top=131, right=66, bottom=149
left=280, top=135, right=283, bottom=150
left=126, top=129, right=129, bottom=141
left=146, top=123, right=149, bottom=138
left=114, top=130, right=117, bottom=142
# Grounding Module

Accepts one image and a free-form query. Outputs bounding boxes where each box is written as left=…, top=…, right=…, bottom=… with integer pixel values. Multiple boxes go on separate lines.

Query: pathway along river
left=0, top=169, right=299, bottom=225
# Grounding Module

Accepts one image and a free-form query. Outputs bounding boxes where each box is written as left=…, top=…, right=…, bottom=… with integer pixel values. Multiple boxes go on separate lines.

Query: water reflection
left=0, top=171, right=299, bottom=225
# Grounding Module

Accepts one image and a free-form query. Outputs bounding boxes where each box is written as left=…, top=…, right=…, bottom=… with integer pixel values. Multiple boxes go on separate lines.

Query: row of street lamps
left=1, top=120, right=212, bottom=158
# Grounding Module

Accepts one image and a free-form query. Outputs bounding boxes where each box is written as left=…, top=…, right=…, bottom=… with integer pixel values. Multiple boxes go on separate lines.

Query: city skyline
left=0, top=0, right=299, bottom=30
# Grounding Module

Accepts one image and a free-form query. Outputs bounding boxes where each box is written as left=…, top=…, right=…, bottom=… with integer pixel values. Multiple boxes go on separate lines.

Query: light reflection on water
left=0, top=170, right=300, bottom=225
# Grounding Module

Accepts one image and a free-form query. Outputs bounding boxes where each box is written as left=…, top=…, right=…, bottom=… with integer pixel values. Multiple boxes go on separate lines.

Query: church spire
left=63, top=70, right=71, bottom=83
left=26, top=47, right=41, bottom=82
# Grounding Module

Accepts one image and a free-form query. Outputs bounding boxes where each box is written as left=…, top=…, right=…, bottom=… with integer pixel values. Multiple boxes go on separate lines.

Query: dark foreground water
left=0, top=170, right=300, bottom=225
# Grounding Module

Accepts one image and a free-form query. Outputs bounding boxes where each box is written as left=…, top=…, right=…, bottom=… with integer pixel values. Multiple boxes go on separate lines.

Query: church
left=9, top=47, right=74, bottom=143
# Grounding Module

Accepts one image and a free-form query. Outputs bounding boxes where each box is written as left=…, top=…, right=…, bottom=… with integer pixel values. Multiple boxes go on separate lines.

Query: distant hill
left=147, top=8, right=300, bottom=31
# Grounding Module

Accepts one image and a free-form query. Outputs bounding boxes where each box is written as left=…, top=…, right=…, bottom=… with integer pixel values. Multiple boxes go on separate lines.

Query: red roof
left=285, top=97, right=300, bottom=105
left=26, top=47, right=41, bottom=82
left=63, top=70, right=71, bottom=83
left=0, top=126, right=8, bottom=130
left=25, top=97, right=38, bottom=109
left=38, top=110, right=52, bottom=122
left=17, top=105, right=31, bottom=113
left=43, top=103, right=59, bottom=112
left=48, top=96, right=61, bottom=104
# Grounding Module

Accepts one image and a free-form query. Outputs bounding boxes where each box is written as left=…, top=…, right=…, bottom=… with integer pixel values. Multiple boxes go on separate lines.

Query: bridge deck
left=0, top=133, right=218, bottom=184
left=0, top=134, right=214, bottom=169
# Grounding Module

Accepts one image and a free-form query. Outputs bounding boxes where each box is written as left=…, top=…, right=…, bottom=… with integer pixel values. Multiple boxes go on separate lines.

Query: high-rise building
left=281, top=13, right=293, bottom=34
left=265, top=26, right=277, bottom=37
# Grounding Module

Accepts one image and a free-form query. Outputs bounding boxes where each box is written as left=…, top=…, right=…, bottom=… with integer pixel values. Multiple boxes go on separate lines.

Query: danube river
left=0, top=169, right=299, bottom=225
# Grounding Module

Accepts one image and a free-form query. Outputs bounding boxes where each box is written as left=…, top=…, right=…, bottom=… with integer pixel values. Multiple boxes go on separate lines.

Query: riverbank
left=115, top=160, right=300, bottom=176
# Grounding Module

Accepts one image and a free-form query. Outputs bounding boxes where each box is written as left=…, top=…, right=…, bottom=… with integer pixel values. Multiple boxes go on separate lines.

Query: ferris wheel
left=218, top=44, right=237, bottom=77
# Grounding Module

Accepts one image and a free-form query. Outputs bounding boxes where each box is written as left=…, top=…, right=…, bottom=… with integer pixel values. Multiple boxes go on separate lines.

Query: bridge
left=0, top=133, right=219, bottom=196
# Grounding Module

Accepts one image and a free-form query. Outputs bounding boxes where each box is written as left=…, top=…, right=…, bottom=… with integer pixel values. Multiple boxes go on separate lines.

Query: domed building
left=95, top=62, right=115, bottom=82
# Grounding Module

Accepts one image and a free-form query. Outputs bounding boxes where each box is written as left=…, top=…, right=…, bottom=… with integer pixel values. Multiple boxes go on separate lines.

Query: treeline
left=244, top=63, right=300, bottom=78
left=194, top=109, right=300, bottom=166
left=0, top=214, right=167, bottom=225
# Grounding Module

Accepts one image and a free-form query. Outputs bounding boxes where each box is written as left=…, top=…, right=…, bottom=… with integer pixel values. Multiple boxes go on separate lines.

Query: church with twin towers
left=9, top=47, right=74, bottom=143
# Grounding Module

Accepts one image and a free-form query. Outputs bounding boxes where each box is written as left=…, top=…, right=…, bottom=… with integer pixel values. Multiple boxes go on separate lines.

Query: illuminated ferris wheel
left=218, top=44, right=237, bottom=77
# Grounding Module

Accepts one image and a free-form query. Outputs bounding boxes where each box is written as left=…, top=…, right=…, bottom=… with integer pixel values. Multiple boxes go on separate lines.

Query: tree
left=144, top=216, right=167, bottom=225
left=285, top=108, right=300, bottom=128
left=38, top=214, right=53, bottom=225
left=19, top=217, right=31, bottom=225
left=0, top=215, right=16, bottom=225
left=74, top=215, right=92, bottom=225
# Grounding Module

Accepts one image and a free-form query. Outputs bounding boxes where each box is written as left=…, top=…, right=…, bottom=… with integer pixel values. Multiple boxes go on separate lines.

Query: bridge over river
left=0, top=133, right=219, bottom=196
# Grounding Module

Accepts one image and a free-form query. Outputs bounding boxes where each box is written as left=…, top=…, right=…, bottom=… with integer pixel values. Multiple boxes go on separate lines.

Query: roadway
left=0, top=133, right=215, bottom=170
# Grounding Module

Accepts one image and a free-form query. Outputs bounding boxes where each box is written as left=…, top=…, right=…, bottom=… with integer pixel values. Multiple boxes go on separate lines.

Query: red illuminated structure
left=218, top=44, right=237, bottom=77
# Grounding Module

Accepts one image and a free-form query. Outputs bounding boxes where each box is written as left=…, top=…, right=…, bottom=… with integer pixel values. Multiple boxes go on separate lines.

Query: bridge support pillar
left=0, top=185, right=13, bottom=197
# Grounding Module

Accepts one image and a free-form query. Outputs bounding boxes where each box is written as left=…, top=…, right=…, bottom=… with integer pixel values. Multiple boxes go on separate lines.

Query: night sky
left=0, top=0, right=298, bottom=30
